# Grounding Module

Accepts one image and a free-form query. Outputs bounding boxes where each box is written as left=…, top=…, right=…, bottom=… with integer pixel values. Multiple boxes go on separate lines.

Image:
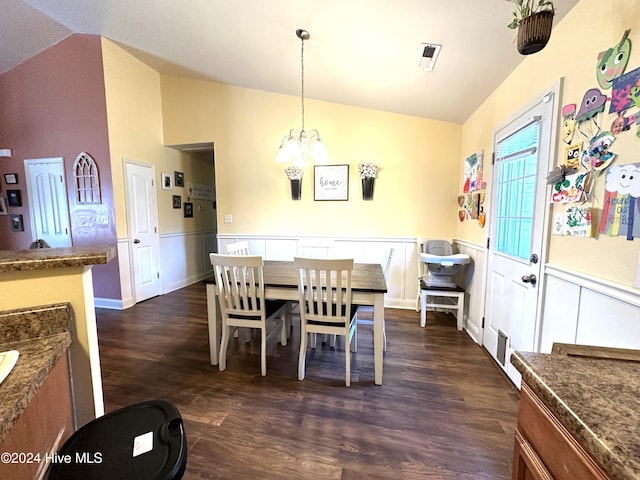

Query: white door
left=24, top=158, right=72, bottom=247
left=483, top=86, right=559, bottom=386
left=124, top=160, right=161, bottom=303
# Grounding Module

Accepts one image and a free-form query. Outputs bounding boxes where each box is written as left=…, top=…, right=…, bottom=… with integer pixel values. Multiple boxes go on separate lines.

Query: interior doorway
left=124, top=159, right=161, bottom=303
left=24, top=157, right=72, bottom=247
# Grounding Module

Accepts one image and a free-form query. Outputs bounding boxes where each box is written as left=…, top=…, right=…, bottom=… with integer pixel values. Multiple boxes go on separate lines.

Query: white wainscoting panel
left=538, top=275, right=580, bottom=353
left=453, top=240, right=486, bottom=345
left=96, top=233, right=215, bottom=310
left=218, top=235, right=418, bottom=309
left=160, top=231, right=216, bottom=294
left=540, top=265, right=640, bottom=353
left=575, top=289, right=640, bottom=349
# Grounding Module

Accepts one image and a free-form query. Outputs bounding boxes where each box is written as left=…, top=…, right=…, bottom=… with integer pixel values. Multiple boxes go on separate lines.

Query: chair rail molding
left=544, top=264, right=640, bottom=307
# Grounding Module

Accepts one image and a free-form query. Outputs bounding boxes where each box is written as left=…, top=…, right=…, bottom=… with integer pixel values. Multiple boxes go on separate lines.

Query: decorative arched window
left=73, top=152, right=101, bottom=204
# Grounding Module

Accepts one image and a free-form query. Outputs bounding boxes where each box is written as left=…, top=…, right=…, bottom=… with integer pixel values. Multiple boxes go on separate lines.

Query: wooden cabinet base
left=0, top=355, right=74, bottom=480
left=512, top=383, right=608, bottom=480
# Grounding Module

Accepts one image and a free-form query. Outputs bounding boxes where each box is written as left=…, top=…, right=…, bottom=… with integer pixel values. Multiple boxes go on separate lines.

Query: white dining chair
left=353, top=247, right=393, bottom=352
left=209, top=253, right=288, bottom=376
left=226, top=241, right=250, bottom=256
left=296, top=238, right=336, bottom=346
left=297, top=238, right=335, bottom=258
left=294, top=257, right=358, bottom=386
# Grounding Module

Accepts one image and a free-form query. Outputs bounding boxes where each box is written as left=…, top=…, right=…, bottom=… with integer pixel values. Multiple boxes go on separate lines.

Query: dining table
left=205, top=260, right=388, bottom=385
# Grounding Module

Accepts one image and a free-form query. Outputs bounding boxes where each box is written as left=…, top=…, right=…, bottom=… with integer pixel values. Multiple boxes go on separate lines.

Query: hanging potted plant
left=507, top=0, right=555, bottom=55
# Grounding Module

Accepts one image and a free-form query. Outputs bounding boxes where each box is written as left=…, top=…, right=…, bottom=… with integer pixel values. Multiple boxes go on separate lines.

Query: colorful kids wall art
left=596, top=29, right=631, bottom=90
left=599, top=162, right=640, bottom=240
left=562, top=103, right=577, bottom=144
left=457, top=191, right=485, bottom=225
left=575, top=87, right=608, bottom=141
left=553, top=206, right=593, bottom=237
left=551, top=171, right=589, bottom=203
left=463, top=150, right=485, bottom=193
left=609, top=66, right=640, bottom=113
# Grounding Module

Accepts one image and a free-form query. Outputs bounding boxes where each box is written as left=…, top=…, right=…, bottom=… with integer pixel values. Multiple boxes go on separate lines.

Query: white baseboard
left=162, top=272, right=212, bottom=295
left=95, top=297, right=126, bottom=310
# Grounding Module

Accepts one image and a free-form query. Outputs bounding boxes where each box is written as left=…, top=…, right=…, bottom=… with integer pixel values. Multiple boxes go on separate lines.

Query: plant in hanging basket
left=507, top=0, right=555, bottom=55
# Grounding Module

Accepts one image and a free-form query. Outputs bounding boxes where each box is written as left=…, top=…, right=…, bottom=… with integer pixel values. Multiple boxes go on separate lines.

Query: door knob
left=133, top=239, right=141, bottom=244
left=521, top=274, right=537, bottom=285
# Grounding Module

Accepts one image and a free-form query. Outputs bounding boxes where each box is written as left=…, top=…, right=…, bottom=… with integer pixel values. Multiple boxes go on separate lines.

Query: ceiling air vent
left=418, top=43, right=441, bottom=71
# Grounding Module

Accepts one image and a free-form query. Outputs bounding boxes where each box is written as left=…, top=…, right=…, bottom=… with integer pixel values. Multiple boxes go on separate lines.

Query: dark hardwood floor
left=96, top=282, right=519, bottom=479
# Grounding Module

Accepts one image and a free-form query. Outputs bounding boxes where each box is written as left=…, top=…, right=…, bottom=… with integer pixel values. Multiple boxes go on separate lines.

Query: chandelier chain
left=300, top=34, right=305, bottom=132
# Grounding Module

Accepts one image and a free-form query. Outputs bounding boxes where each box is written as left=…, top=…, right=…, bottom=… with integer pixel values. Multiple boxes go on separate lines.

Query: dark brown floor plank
left=96, top=282, right=518, bottom=479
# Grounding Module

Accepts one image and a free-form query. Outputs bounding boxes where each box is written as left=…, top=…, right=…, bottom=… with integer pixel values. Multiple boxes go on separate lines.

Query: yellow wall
left=0, top=267, right=102, bottom=427
left=101, top=39, right=215, bottom=236
left=459, top=0, right=640, bottom=287
left=160, top=76, right=462, bottom=238
left=156, top=150, right=216, bottom=234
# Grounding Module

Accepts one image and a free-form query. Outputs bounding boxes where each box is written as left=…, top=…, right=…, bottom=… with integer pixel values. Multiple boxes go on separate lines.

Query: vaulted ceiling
left=3, top=0, right=579, bottom=124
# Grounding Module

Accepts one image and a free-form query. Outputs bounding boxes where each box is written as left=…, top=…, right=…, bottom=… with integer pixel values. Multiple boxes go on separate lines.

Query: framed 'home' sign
left=314, top=165, right=349, bottom=201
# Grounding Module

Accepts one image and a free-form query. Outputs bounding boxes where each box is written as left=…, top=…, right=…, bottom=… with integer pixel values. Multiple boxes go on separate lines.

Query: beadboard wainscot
left=158, top=230, right=216, bottom=294
left=453, top=239, right=486, bottom=345
left=218, top=235, right=419, bottom=309
left=539, top=264, right=640, bottom=353
left=103, top=231, right=216, bottom=309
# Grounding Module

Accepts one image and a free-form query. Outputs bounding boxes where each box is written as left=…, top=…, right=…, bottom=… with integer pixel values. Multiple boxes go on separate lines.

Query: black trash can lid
left=47, top=399, right=187, bottom=480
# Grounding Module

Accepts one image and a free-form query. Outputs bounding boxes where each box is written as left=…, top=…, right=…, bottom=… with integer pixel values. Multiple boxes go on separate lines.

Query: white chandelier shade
left=276, top=128, right=328, bottom=166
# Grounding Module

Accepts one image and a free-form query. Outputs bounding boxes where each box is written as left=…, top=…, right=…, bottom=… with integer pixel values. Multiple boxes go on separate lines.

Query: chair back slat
left=295, top=257, right=353, bottom=326
left=210, top=254, right=264, bottom=318
left=226, top=241, right=250, bottom=256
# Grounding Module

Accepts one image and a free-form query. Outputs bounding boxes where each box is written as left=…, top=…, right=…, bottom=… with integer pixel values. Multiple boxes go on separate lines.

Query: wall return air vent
left=418, top=43, right=441, bottom=71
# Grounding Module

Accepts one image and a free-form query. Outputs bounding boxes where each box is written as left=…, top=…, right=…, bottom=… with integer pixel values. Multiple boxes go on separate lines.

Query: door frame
left=123, top=158, right=161, bottom=304
left=482, top=79, right=562, bottom=354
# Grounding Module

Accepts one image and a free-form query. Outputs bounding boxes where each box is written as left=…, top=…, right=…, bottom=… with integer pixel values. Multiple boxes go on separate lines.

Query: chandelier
left=276, top=29, right=328, bottom=166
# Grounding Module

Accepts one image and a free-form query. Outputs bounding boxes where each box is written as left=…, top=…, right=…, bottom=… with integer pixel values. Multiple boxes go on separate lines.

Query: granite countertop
left=511, top=347, right=640, bottom=480
left=0, top=245, right=115, bottom=273
left=0, top=304, right=73, bottom=443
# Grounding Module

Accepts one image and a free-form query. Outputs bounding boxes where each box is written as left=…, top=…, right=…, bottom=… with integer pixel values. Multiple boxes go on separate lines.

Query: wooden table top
left=205, top=260, right=387, bottom=293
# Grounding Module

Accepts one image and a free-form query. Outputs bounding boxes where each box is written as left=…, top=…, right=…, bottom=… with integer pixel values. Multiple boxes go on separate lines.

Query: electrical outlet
left=224, top=214, right=233, bottom=224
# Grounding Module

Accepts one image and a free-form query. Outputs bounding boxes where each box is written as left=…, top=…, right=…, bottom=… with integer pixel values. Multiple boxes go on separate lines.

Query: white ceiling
left=3, top=0, right=579, bottom=124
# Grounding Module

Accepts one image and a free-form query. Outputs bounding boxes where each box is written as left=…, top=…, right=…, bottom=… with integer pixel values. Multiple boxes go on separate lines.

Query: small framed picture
left=162, top=172, right=173, bottom=190
left=0, top=197, right=7, bottom=216
left=7, top=190, right=21, bottom=207
left=172, top=195, right=181, bottom=209
left=4, top=173, right=18, bottom=184
left=314, top=165, right=349, bottom=201
left=174, top=171, right=185, bottom=187
left=10, top=214, right=23, bottom=232
left=184, top=202, right=193, bottom=218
